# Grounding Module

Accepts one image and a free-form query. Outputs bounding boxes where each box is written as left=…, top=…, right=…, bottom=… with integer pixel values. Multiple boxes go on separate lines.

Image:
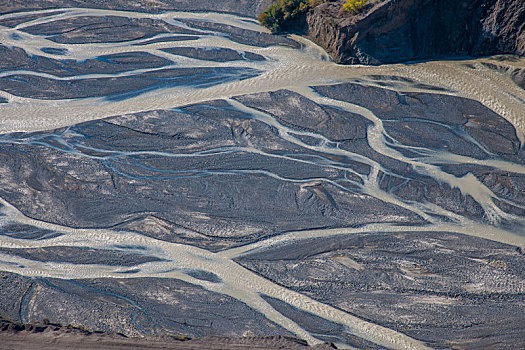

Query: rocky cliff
left=305, top=0, right=525, bottom=64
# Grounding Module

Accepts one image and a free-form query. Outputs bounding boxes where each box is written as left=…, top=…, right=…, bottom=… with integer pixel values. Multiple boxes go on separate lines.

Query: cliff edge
left=304, top=0, right=525, bottom=64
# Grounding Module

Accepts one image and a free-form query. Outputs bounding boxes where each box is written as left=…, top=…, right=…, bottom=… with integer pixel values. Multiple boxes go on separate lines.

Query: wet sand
left=0, top=2, right=524, bottom=349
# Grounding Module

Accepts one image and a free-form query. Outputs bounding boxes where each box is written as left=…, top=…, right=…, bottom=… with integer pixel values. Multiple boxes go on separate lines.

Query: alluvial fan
left=0, top=1, right=524, bottom=349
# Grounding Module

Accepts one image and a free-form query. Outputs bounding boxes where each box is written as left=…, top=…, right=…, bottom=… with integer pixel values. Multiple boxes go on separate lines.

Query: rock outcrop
left=305, top=0, right=525, bottom=64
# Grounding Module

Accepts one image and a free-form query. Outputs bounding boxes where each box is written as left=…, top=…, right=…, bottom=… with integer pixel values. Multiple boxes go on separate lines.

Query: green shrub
left=259, top=0, right=319, bottom=33
left=343, top=0, right=368, bottom=14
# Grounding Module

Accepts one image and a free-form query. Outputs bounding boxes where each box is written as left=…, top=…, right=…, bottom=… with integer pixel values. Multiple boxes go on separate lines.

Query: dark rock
left=305, top=0, right=525, bottom=64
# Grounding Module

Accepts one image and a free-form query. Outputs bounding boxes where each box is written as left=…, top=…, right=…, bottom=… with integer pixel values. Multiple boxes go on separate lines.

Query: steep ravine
left=304, top=0, right=525, bottom=64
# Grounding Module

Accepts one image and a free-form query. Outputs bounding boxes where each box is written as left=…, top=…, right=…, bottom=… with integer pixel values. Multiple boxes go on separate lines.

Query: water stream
left=0, top=7, right=524, bottom=349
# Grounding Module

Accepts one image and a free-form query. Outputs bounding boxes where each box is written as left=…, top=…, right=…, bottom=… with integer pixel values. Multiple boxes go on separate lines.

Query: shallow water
left=0, top=6, right=524, bottom=349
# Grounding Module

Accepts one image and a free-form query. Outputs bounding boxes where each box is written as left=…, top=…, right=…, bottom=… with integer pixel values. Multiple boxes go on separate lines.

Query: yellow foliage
left=343, top=0, right=368, bottom=14
left=259, top=0, right=322, bottom=33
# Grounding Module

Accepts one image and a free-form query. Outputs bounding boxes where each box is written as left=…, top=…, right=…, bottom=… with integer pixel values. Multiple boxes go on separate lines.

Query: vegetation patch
left=343, top=0, right=368, bottom=14
left=258, top=0, right=320, bottom=33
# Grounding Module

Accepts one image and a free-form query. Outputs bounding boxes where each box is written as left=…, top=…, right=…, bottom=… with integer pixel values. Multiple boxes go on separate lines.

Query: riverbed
left=0, top=4, right=524, bottom=349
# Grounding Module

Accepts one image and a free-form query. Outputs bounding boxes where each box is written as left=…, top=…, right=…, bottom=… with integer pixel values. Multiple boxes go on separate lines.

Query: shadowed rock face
left=306, top=0, right=525, bottom=64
